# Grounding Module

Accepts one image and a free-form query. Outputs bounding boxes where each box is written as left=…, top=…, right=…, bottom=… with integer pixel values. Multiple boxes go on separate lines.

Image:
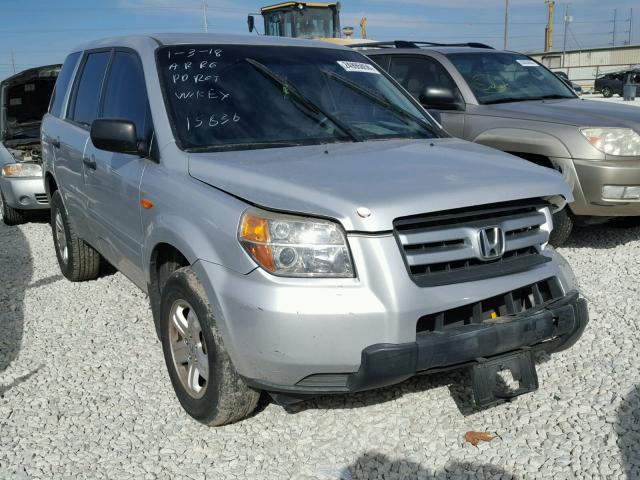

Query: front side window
left=447, top=52, right=575, bottom=105
left=156, top=45, right=438, bottom=152
left=70, top=51, right=111, bottom=126
left=49, top=52, right=81, bottom=118
left=101, top=51, right=151, bottom=140
left=388, top=56, right=461, bottom=103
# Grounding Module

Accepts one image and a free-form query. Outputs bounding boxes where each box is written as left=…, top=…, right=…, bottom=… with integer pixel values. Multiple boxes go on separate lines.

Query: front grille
left=417, top=277, right=563, bottom=334
left=394, top=199, right=552, bottom=287
left=35, top=193, right=48, bottom=205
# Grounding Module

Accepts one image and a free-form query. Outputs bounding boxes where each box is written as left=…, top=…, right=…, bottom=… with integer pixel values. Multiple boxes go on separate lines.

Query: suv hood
left=482, top=98, right=640, bottom=129
left=188, top=138, right=572, bottom=232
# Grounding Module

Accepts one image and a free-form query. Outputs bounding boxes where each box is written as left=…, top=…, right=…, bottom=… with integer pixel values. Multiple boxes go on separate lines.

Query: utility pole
left=562, top=5, right=570, bottom=68
left=612, top=9, right=617, bottom=46
left=544, top=0, right=555, bottom=52
left=627, top=8, right=633, bottom=45
left=503, top=0, right=509, bottom=50
left=202, top=1, right=208, bottom=33
left=10, top=49, right=15, bottom=73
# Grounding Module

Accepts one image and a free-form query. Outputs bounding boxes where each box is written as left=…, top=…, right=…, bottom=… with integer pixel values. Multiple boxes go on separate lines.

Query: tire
left=160, top=267, right=260, bottom=426
left=1, top=191, right=27, bottom=226
left=602, top=86, right=613, bottom=98
left=50, top=190, right=101, bottom=282
left=549, top=209, right=573, bottom=247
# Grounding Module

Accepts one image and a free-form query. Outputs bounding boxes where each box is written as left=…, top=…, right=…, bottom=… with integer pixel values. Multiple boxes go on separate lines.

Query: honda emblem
left=477, top=226, right=506, bottom=260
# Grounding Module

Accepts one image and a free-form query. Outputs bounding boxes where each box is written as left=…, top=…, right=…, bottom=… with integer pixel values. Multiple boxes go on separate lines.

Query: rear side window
left=49, top=52, right=81, bottom=118
left=101, top=51, right=151, bottom=140
left=70, top=51, right=111, bottom=127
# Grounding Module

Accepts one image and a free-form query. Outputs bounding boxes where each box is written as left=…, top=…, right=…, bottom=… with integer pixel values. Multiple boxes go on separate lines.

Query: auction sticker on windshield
left=516, top=59, right=539, bottom=67
left=337, top=61, right=380, bottom=74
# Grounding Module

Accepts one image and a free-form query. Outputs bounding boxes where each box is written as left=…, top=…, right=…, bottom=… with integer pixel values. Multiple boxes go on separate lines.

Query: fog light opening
left=602, top=185, right=640, bottom=200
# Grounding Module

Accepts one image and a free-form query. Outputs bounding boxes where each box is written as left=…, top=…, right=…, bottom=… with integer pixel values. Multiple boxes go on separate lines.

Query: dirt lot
left=1, top=216, right=639, bottom=479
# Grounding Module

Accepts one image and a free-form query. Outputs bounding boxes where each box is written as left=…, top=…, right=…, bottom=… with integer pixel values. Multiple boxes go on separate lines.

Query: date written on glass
left=186, top=113, right=241, bottom=131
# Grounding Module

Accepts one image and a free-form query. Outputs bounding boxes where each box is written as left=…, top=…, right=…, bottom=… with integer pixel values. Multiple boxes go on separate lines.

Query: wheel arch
left=473, top=127, right=572, bottom=160
left=44, top=171, right=58, bottom=200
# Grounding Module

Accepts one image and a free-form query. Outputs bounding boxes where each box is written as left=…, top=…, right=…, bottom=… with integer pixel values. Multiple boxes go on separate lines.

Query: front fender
left=140, top=165, right=257, bottom=284
left=473, top=127, right=572, bottom=160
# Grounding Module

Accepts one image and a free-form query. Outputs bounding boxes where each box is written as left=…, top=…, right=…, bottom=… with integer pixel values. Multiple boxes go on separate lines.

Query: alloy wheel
left=54, top=211, right=68, bottom=264
left=168, top=300, right=209, bottom=399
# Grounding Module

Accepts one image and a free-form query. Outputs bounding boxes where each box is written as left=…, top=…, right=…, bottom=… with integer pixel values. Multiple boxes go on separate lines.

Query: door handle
left=83, top=155, right=97, bottom=170
left=51, top=137, right=61, bottom=149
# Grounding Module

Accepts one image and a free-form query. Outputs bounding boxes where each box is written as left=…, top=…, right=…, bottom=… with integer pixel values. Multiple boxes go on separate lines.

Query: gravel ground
left=1, top=215, right=639, bottom=480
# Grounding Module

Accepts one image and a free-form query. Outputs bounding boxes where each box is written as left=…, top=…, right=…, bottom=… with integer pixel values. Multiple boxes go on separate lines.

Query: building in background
left=529, top=44, right=640, bottom=93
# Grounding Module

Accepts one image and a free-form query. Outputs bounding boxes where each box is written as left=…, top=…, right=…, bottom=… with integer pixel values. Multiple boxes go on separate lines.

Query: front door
left=83, top=50, right=153, bottom=286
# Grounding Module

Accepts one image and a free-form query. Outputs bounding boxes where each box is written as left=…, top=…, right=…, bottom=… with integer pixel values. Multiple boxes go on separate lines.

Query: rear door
left=54, top=50, right=111, bottom=237
left=386, top=55, right=466, bottom=137
left=82, top=50, right=152, bottom=286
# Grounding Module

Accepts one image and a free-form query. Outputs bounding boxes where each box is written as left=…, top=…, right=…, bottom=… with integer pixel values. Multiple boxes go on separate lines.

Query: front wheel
left=160, top=267, right=260, bottom=426
left=50, top=190, right=102, bottom=281
left=1, top=192, right=27, bottom=226
left=602, top=86, right=613, bottom=98
left=549, top=209, right=574, bottom=247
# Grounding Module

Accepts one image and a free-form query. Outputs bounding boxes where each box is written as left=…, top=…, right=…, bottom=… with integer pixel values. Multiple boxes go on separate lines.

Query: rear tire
left=50, top=190, right=101, bottom=282
left=549, top=209, right=573, bottom=247
left=1, top=192, right=27, bottom=226
left=160, top=267, right=260, bottom=426
left=602, top=86, right=613, bottom=98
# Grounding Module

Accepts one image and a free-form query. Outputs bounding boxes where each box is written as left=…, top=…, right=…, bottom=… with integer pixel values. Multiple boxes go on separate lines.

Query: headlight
left=1, top=163, right=43, bottom=178
left=238, top=208, right=354, bottom=278
left=580, top=128, right=640, bottom=156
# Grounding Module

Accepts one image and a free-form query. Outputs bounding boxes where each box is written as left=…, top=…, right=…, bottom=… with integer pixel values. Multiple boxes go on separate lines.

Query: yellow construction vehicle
left=248, top=2, right=342, bottom=40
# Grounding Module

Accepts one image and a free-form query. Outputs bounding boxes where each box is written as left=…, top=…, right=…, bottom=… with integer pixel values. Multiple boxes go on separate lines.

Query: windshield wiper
left=244, top=58, right=361, bottom=143
left=484, top=94, right=572, bottom=105
left=484, top=97, right=542, bottom=105
left=320, top=69, right=437, bottom=136
left=538, top=94, right=574, bottom=100
left=188, top=141, right=306, bottom=153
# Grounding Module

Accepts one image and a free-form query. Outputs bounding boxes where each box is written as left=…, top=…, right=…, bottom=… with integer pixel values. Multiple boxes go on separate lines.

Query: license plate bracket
left=471, top=349, right=539, bottom=407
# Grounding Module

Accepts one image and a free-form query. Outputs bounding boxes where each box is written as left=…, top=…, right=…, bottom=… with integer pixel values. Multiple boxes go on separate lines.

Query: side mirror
left=90, top=119, right=139, bottom=155
left=247, top=15, right=255, bottom=33
left=419, top=86, right=463, bottom=111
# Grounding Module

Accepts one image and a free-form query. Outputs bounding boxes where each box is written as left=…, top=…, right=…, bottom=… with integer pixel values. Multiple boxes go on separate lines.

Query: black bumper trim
left=244, top=291, right=588, bottom=397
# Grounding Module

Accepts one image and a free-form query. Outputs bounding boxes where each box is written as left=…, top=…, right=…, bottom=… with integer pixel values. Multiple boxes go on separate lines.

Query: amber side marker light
left=239, top=212, right=276, bottom=272
left=140, top=199, right=154, bottom=209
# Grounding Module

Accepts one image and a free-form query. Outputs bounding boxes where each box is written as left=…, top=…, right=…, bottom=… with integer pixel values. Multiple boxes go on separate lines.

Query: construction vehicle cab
left=249, top=2, right=341, bottom=39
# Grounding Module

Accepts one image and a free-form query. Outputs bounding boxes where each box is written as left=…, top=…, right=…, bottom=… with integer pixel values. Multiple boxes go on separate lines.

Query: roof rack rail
left=349, top=41, right=495, bottom=50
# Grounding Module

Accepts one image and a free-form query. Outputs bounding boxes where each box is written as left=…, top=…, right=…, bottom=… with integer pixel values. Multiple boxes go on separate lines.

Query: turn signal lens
left=240, top=212, right=275, bottom=272
left=238, top=208, right=354, bottom=278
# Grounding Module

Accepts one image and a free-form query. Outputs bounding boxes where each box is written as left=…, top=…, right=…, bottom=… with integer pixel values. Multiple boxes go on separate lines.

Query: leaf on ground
left=464, top=431, right=497, bottom=447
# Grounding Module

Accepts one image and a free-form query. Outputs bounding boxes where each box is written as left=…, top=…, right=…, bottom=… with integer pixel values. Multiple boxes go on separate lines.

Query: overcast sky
left=1, top=0, right=638, bottom=80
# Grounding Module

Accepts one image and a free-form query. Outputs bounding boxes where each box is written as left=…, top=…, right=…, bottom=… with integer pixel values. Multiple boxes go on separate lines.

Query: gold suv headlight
left=580, top=128, right=640, bottom=157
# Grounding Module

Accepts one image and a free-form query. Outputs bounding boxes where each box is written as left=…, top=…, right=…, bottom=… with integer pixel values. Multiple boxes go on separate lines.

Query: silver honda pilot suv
left=41, top=34, right=588, bottom=425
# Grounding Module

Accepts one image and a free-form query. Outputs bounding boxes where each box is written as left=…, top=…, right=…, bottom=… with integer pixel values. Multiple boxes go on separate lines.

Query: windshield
left=263, top=7, right=336, bottom=39
left=447, top=52, right=576, bottom=105
left=156, top=45, right=438, bottom=152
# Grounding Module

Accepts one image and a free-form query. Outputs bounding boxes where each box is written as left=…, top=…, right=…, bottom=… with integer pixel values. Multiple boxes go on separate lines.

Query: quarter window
left=101, top=51, right=150, bottom=140
left=70, top=51, right=111, bottom=127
